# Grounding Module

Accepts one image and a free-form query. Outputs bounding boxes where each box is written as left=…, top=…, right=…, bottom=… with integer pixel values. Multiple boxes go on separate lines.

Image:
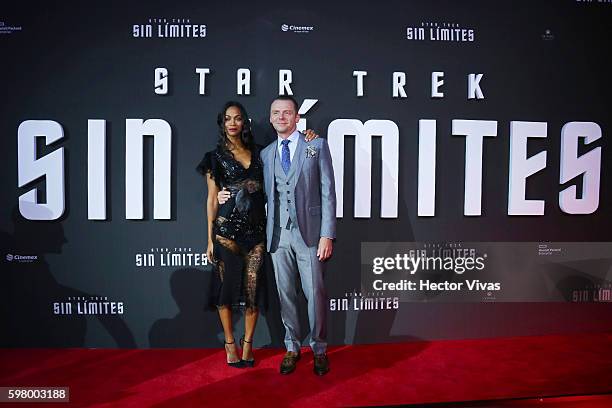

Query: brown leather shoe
left=280, top=351, right=301, bottom=375
left=313, top=353, right=329, bottom=376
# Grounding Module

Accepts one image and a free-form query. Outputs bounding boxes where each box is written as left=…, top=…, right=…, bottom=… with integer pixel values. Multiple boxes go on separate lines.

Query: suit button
left=287, top=191, right=290, bottom=194
left=288, top=200, right=291, bottom=203
left=286, top=182, right=289, bottom=185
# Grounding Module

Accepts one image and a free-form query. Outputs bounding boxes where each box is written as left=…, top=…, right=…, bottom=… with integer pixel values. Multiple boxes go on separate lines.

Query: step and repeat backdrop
left=1, top=0, right=611, bottom=347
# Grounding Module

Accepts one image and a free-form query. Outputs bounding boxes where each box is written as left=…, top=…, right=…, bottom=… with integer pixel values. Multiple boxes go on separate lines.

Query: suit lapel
left=292, top=133, right=306, bottom=180
left=267, top=144, right=276, bottom=197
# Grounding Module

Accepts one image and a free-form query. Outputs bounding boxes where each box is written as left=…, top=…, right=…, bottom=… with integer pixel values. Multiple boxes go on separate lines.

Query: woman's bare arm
left=206, top=173, right=220, bottom=262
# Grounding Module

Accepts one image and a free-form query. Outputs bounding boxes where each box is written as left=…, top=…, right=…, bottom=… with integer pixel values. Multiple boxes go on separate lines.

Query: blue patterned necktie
left=281, top=139, right=291, bottom=174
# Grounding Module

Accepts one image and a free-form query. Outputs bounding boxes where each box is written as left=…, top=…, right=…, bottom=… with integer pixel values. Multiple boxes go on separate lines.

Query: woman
left=197, top=101, right=316, bottom=368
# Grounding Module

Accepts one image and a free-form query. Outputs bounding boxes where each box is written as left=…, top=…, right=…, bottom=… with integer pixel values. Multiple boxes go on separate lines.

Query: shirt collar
left=277, top=129, right=300, bottom=147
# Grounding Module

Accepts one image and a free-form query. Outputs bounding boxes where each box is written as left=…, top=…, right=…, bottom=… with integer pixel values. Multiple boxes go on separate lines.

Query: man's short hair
left=271, top=95, right=299, bottom=113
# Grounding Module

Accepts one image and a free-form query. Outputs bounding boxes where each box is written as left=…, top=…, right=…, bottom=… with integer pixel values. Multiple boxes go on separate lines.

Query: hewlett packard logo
left=575, top=0, right=612, bottom=6
left=0, top=21, right=23, bottom=35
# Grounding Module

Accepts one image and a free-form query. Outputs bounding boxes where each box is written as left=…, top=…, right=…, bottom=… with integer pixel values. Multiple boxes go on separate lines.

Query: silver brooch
left=306, top=146, right=317, bottom=158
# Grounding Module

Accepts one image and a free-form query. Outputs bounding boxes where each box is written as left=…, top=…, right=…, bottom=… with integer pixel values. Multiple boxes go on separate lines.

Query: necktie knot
left=281, top=139, right=290, bottom=147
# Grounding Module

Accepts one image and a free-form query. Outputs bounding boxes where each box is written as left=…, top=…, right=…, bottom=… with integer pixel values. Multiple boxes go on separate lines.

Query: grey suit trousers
left=270, top=224, right=327, bottom=355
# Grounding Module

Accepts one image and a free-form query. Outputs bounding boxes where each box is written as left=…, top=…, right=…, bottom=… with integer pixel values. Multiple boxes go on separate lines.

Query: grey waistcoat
left=274, top=149, right=298, bottom=229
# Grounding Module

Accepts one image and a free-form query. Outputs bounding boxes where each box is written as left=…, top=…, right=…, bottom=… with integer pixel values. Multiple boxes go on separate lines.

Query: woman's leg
left=242, top=242, right=265, bottom=361
left=214, top=235, right=243, bottom=364
left=218, top=306, right=240, bottom=363
left=242, top=308, right=258, bottom=361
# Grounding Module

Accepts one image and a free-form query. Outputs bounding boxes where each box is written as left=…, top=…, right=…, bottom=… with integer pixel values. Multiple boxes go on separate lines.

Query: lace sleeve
left=196, top=151, right=222, bottom=187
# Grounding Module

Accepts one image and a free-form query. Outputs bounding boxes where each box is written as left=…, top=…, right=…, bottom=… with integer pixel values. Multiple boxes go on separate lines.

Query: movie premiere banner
left=1, top=0, right=611, bottom=348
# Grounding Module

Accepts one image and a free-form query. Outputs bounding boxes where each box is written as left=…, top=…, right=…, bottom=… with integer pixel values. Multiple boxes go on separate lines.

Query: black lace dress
left=197, top=145, right=266, bottom=310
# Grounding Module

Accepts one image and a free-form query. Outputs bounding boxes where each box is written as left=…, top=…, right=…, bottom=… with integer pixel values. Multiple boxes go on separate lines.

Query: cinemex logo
left=541, top=29, right=554, bottom=41
left=483, top=291, right=497, bottom=302
left=0, top=21, right=23, bottom=35
left=281, top=23, right=314, bottom=34
left=406, top=22, right=475, bottom=42
left=5, top=253, right=38, bottom=263
left=132, top=18, right=206, bottom=38
left=135, top=247, right=209, bottom=267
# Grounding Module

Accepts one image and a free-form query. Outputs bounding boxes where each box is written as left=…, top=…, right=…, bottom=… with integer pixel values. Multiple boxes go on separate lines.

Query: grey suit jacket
left=261, top=132, right=337, bottom=251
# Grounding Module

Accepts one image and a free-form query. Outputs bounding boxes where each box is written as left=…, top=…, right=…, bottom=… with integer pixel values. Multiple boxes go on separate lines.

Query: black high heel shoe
left=224, top=340, right=244, bottom=368
left=240, top=336, right=255, bottom=367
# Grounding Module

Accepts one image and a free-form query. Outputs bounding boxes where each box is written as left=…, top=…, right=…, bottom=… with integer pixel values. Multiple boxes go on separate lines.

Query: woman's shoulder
left=196, top=147, right=223, bottom=176
left=205, top=146, right=222, bottom=156
left=204, top=146, right=229, bottom=163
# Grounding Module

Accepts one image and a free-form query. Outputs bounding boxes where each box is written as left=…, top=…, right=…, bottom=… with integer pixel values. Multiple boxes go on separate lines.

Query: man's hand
left=317, top=237, right=333, bottom=261
left=217, top=188, right=231, bottom=205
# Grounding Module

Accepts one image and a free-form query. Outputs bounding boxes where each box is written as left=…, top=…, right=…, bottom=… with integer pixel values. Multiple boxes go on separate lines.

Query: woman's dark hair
left=216, top=101, right=255, bottom=154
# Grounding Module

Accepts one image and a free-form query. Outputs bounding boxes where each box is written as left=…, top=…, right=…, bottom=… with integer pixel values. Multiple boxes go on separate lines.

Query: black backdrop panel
left=1, top=0, right=611, bottom=347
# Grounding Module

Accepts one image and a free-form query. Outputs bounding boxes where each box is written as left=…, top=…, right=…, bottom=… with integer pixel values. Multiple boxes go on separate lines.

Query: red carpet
left=1, top=332, right=612, bottom=407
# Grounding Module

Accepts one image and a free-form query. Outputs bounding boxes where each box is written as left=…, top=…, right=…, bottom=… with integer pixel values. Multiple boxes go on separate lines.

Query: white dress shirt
left=276, top=129, right=300, bottom=163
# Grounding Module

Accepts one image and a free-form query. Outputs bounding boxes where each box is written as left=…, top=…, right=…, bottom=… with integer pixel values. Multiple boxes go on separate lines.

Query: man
left=219, top=95, right=336, bottom=375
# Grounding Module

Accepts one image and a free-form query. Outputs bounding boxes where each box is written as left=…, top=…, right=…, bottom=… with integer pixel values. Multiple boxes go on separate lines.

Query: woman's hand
left=206, top=240, right=215, bottom=265
left=304, top=129, right=319, bottom=142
